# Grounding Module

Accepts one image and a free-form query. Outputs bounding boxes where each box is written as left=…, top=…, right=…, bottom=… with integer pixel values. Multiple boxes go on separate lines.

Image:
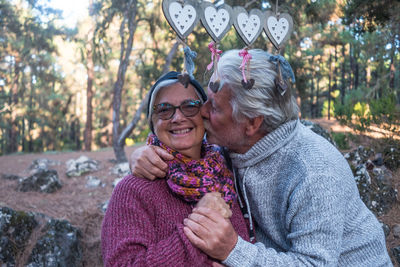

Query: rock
left=380, top=222, right=390, bottom=237
left=0, top=207, right=38, bottom=265
left=300, top=120, right=336, bottom=147
left=392, top=246, right=400, bottom=265
left=0, top=206, right=82, bottom=267
left=347, top=147, right=397, bottom=216
left=100, top=200, right=109, bottom=213
left=85, top=176, right=103, bottom=188
left=17, top=169, right=62, bottom=193
left=1, top=173, right=22, bottom=180
left=383, top=145, right=400, bottom=171
left=373, top=153, right=384, bottom=166
left=393, top=224, right=400, bottom=238
left=66, top=156, right=100, bottom=177
left=29, top=158, right=61, bottom=172
left=110, top=162, right=130, bottom=177
left=26, top=218, right=82, bottom=267
left=112, top=177, right=123, bottom=188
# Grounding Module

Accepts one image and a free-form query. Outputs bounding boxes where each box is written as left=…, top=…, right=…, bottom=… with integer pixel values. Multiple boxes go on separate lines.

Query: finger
left=184, top=215, right=213, bottom=239
left=183, top=226, right=207, bottom=250
left=193, top=207, right=226, bottom=223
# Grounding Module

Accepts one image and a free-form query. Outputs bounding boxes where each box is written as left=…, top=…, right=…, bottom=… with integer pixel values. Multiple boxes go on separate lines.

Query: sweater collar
left=230, top=119, right=299, bottom=169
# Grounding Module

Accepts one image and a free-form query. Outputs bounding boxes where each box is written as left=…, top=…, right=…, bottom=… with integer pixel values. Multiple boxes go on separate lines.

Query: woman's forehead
left=155, top=83, right=198, bottom=103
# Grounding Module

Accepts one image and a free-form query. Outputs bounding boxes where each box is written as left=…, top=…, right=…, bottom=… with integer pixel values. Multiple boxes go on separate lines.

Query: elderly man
left=129, top=49, right=392, bottom=266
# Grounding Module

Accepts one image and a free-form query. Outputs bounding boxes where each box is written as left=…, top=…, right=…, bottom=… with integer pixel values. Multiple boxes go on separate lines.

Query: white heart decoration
left=162, top=0, right=200, bottom=40
left=233, top=7, right=264, bottom=46
left=264, top=11, right=293, bottom=50
left=267, top=16, right=289, bottom=45
left=200, top=3, right=233, bottom=42
left=169, top=2, right=196, bottom=35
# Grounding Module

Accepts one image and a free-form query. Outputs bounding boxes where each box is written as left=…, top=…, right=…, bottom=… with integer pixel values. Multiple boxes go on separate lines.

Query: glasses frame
left=153, top=99, right=202, bottom=120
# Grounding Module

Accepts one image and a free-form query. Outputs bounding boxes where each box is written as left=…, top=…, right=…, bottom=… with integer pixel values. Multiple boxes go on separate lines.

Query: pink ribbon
left=239, top=48, right=252, bottom=82
left=207, top=42, right=222, bottom=71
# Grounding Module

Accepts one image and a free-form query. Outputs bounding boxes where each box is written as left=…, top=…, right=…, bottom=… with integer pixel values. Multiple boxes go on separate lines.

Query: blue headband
left=268, top=54, right=296, bottom=83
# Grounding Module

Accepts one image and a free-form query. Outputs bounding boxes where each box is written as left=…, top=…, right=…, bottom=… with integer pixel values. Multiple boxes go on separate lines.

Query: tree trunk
left=341, top=44, right=346, bottom=104
left=9, top=59, right=21, bottom=153
left=328, top=49, right=332, bottom=120
left=113, top=0, right=138, bottom=163
left=84, top=33, right=95, bottom=151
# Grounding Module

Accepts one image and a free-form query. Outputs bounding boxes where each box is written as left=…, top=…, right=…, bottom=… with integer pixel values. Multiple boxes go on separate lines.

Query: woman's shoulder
left=112, top=174, right=168, bottom=199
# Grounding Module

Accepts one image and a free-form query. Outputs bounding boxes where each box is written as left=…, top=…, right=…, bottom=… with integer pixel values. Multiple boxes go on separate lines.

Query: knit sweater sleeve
left=223, top=172, right=347, bottom=266
left=101, top=176, right=212, bottom=267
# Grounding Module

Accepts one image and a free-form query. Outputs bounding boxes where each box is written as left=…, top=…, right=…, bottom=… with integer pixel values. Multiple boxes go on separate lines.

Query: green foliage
left=331, top=132, right=350, bottom=150
left=369, top=94, right=400, bottom=137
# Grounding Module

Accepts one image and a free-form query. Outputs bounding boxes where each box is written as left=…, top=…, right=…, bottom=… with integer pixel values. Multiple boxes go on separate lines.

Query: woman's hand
left=129, top=145, right=174, bottom=180
left=195, top=192, right=232, bottom=219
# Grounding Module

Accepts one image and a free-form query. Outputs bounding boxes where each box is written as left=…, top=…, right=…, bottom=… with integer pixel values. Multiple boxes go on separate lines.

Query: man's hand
left=183, top=207, right=238, bottom=261
left=129, top=145, right=174, bottom=180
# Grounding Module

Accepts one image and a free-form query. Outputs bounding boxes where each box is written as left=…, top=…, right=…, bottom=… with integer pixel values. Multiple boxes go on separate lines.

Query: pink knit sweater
left=101, top=175, right=250, bottom=266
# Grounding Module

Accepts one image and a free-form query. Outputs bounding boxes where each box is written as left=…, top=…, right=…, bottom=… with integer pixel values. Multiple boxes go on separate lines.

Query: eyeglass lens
left=154, top=99, right=201, bottom=120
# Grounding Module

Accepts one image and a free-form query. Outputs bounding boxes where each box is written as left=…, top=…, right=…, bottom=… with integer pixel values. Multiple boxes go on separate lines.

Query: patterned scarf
left=147, top=134, right=237, bottom=207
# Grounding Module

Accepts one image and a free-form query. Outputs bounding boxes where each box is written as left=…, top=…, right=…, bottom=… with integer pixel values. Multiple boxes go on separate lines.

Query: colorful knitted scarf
left=147, top=134, right=237, bottom=207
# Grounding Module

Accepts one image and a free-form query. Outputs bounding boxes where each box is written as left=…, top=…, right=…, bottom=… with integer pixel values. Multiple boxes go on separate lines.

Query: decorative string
left=183, top=46, right=197, bottom=79
left=207, top=42, right=222, bottom=71
left=239, top=48, right=252, bottom=83
left=268, top=54, right=295, bottom=83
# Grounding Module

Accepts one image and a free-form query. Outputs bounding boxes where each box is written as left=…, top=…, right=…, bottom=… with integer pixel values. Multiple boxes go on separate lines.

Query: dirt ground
left=0, top=118, right=399, bottom=266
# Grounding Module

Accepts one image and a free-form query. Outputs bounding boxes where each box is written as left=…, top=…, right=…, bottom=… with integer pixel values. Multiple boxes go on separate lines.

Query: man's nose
left=200, top=101, right=210, bottom=119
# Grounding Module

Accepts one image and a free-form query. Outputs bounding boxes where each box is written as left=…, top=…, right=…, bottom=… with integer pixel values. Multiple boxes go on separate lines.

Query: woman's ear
left=245, top=115, right=264, bottom=136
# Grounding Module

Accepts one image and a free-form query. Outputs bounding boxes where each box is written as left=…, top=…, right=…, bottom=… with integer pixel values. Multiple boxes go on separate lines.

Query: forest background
left=1, top=0, right=399, bottom=161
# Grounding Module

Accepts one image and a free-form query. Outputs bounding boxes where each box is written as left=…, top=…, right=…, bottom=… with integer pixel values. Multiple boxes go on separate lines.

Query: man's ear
left=245, top=115, right=263, bottom=136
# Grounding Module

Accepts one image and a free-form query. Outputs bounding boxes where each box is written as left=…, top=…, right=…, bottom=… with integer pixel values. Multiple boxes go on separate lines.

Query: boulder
left=383, top=145, right=400, bottom=171
left=29, top=158, right=61, bottom=172
left=392, top=246, right=400, bottom=265
left=0, top=206, right=82, bottom=267
left=1, top=173, right=22, bottom=180
left=66, top=156, right=99, bottom=177
left=346, top=146, right=397, bottom=216
left=110, top=162, right=130, bottom=177
left=0, top=207, right=38, bottom=265
left=17, top=169, right=62, bottom=193
left=85, top=176, right=104, bottom=188
left=26, top=218, right=82, bottom=267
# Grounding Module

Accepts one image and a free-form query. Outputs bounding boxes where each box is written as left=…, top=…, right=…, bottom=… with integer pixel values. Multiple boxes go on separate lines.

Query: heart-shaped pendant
left=241, top=79, right=255, bottom=90
left=264, top=11, right=293, bottom=50
left=162, top=0, right=201, bottom=40
left=275, top=77, right=288, bottom=95
left=200, top=2, right=233, bottom=43
left=208, top=81, right=221, bottom=93
left=233, top=7, right=264, bottom=46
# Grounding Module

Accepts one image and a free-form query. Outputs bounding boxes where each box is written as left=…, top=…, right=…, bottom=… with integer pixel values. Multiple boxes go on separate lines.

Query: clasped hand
left=183, top=193, right=238, bottom=261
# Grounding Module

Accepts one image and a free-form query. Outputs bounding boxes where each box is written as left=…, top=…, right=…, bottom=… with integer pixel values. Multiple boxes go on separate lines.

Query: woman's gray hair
left=217, top=49, right=299, bottom=133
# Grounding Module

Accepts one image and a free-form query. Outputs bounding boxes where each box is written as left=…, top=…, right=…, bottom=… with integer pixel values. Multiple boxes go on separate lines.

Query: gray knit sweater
left=223, top=119, right=392, bottom=267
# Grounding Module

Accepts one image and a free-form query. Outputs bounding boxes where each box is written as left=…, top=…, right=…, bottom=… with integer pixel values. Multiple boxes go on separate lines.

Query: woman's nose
left=170, top=107, right=186, bottom=122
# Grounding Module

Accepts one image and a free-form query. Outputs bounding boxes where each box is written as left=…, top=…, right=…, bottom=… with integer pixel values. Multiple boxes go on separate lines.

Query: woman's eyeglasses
left=153, top=99, right=202, bottom=120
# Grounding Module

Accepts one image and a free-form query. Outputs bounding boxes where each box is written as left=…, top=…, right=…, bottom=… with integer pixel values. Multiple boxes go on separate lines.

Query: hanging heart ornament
left=162, top=0, right=200, bottom=40
left=264, top=11, right=293, bottom=50
left=233, top=7, right=264, bottom=46
left=200, top=2, right=233, bottom=43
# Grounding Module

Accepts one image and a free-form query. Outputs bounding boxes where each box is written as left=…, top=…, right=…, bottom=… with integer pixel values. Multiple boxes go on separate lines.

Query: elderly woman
left=101, top=71, right=249, bottom=266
